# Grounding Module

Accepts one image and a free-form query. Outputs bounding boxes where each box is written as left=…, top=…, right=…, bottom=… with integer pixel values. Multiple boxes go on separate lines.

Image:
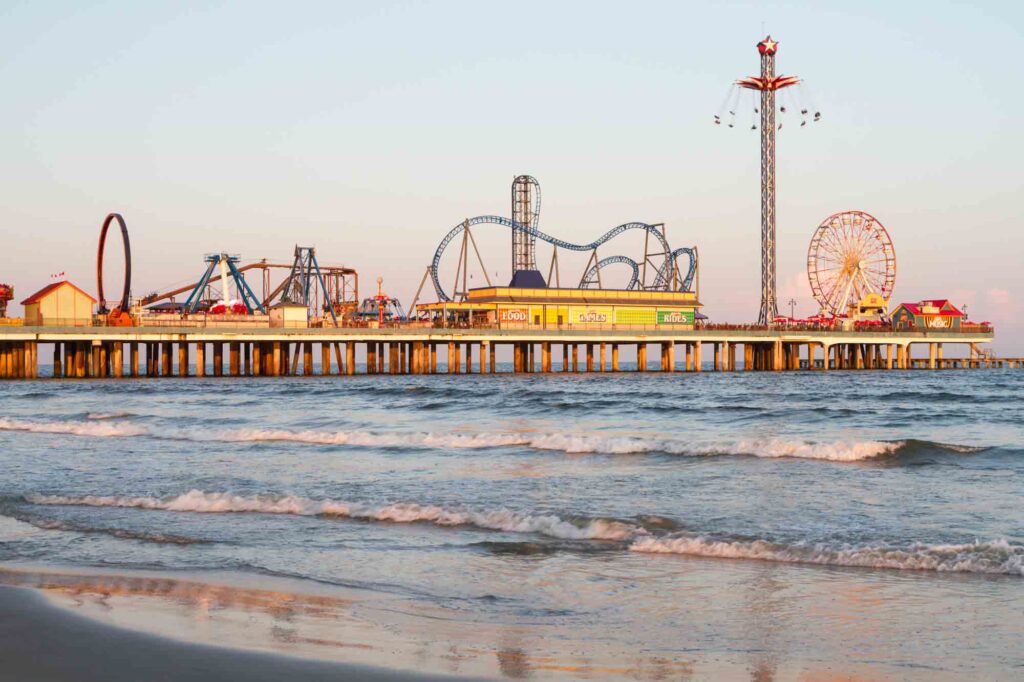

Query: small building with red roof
left=890, top=299, right=964, bottom=331
left=21, top=281, right=96, bottom=326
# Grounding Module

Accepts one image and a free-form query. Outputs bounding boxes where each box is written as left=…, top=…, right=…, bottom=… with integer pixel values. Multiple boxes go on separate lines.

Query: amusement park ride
left=96, top=213, right=134, bottom=326
left=807, top=211, right=897, bottom=318
left=0, top=283, right=12, bottom=318
left=410, top=175, right=699, bottom=313
left=718, top=35, right=821, bottom=324
left=92, top=213, right=359, bottom=326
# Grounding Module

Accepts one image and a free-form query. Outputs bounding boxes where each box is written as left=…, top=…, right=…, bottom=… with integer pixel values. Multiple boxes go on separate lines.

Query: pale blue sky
left=2, top=1, right=1022, bottom=349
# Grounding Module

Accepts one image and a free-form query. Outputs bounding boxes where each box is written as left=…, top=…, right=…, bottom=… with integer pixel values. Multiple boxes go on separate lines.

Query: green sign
left=656, top=310, right=694, bottom=325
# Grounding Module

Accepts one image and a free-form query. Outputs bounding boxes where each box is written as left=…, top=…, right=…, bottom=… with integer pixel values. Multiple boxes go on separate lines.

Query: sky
left=1, top=1, right=1022, bottom=350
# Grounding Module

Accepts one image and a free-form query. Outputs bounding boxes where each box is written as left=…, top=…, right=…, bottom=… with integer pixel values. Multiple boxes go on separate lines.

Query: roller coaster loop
left=97, top=213, right=131, bottom=315
left=430, top=216, right=697, bottom=302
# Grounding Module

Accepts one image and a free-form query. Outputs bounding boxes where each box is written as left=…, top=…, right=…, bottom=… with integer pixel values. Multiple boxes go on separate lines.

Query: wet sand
left=0, top=585, right=465, bottom=682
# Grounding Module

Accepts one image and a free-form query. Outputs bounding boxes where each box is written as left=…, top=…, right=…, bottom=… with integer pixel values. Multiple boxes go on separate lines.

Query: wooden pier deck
left=0, top=325, right=1010, bottom=379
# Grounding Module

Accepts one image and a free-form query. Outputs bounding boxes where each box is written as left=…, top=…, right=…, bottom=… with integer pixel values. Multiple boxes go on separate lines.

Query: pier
left=0, top=326, right=1011, bottom=379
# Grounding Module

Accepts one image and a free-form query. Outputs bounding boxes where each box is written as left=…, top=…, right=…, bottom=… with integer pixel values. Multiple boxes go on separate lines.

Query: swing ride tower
left=735, top=36, right=801, bottom=325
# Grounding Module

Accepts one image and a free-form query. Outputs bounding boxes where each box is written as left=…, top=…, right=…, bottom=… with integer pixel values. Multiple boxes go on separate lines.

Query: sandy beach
left=0, top=584, right=466, bottom=682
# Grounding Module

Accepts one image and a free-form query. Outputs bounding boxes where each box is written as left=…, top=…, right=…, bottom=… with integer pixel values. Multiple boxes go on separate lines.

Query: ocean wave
left=19, top=516, right=205, bottom=545
left=629, top=536, right=1024, bottom=575
left=0, top=417, right=986, bottom=462
left=85, top=412, right=137, bottom=421
left=24, top=491, right=642, bottom=542
left=0, top=417, right=148, bottom=438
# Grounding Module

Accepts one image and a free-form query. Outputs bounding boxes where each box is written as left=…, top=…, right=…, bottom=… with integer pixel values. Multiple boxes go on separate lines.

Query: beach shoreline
left=0, top=584, right=466, bottom=682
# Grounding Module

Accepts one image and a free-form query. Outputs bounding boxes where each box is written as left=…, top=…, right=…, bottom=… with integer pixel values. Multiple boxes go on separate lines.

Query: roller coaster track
left=431, top=216, right=697, bottom=302
left=580, top=256, right=641, bottom=290
left=580, top=248, right=697, bottom=293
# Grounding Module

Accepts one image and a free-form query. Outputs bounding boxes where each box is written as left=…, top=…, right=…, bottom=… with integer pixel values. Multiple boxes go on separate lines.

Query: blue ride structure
left=428, top=176, right=698, bottom=303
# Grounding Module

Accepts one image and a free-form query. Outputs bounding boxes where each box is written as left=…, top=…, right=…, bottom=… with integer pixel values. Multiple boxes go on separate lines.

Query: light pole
left=788, top=297, right=797, bottom=320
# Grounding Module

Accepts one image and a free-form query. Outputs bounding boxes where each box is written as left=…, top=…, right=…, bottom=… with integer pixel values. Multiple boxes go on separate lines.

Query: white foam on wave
left=0, top=417, right=147, bottom=438
left=0, top=416, right=903, bottom=461
left=25, top=491, right=642, bottom=541
left=629, top=535, right=1024, bottom=575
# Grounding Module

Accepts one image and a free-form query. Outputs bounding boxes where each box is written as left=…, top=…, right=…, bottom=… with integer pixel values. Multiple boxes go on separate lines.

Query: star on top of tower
left=758, top=36, right=778, bottom=55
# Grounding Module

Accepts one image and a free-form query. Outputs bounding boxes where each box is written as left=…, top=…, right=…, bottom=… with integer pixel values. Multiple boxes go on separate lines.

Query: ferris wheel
left=807, top=211, right=896, bottom=316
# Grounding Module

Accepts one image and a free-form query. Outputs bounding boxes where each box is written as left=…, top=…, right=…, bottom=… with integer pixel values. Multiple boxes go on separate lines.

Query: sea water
left=0, top=368, right=1021, bottom=679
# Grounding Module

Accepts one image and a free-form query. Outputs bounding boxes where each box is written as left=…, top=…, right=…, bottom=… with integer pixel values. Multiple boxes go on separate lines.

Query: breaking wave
left=0, top=418, right=148, bottom=438
left=0, top=417, right=944, bottom=461
left=24, top=491, right=642, bottom=542
left=629, top=536, right=1024, bottom=575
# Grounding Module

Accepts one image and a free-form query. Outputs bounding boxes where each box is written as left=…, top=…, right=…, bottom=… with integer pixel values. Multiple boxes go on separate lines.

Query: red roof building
left=890, top=299, right=964, bottom=330
left=20, top=281, right=96, bottom=327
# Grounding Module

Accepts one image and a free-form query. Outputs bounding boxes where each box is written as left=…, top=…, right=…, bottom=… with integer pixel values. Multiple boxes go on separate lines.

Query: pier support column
left=599, top=343, right=607, bottom=372
left=744, top=344, right=753, bottom=371
left=928, top=343, right=937, bottom=370
left=271, top=342, right=282, bottom=376
left=212, top=343, right=223, bottom=377
left=178, top=343, right=188, bottom=377
left=449, top=342, right=457, bottom=374
left=693, top=342, right=702, bottom=372
left=321, top=343, right=331, bottom=376
left=229, top=343, right=240, bottom=376
left=541, top=342, right=551, bottom=373
left=713, top=343, right=720, bottom=371
left=936, top=343, right=943, bottom=368
left=637, top=343, right=646, bottom=372
left=52, top=344, right=62, bottom=379
left=612, top=344, right=619, bottom=372
left=303, top=342, right=313, bottom=376
left=562, top=344, right=569, bottom=372
left=489, top=342, right=496, bottom=374
left=666, top=341, right=676, bottom=373
left=160, top=343, right=172, bottom=377
left=586, top=344, right=594, bottom=372
left=572, top=344, right=579, bottom=372
left=773, top=340, right=783, bottom=371
left=129, top=343, right=138, bottom=377
left=465, top=343, right=472, bottom=374
left=196, top=343, right=206, bottom=377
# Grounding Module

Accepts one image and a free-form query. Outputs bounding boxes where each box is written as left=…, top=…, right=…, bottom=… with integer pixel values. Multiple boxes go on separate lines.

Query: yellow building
left=850, top=292, right=889, bottom=319
left=20, top=281, right=96, bottom=327
left=269, top=302, right=309, bottom=328
left=419, top=287, right=702, bottom=329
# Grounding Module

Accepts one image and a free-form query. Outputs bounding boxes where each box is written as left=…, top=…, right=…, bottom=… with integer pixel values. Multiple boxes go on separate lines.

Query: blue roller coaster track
left=430, top=216, right=697, bottom=302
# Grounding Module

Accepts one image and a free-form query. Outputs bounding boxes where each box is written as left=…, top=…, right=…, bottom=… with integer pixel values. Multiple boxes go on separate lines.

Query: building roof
left=465, top=286, right=702, bottom=308
left=20, top=280, right=97, bottom=305
left=895, top=299, right=964, bottom=317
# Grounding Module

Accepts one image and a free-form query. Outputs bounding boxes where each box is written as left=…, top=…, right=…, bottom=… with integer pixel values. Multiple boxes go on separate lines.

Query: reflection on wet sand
left=0, top=566, right=697, bottom=680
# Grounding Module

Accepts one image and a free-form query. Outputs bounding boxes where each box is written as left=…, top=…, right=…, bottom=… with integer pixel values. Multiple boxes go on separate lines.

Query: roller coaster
left=427, top=176, right=698, bottom=303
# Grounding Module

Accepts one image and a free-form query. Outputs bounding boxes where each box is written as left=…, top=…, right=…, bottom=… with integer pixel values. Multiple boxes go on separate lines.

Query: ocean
left=0, top=366, right=1021, bottom=679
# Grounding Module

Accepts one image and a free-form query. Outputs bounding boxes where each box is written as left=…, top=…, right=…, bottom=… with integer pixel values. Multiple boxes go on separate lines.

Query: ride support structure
left=183, top=254, right=265, bottom=315
left=96, top=213, right=133, bottom=326
left=277, top=246, right=339, bottom=327
left=722, top=36, right=817, bottom=325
